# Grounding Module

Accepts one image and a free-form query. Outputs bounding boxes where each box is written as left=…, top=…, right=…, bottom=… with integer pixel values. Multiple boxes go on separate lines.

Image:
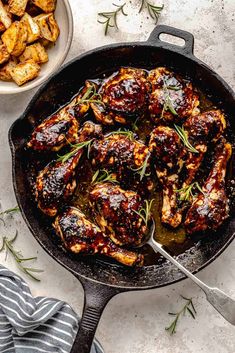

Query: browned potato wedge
left=35, top=12, right=59, bottom=42
left=0, top=21, right=5, bottom=32
left=0, top=42, right=10, bottom=64
left=21, top=12, right=40, bottom=43
left=0, top=57, right=17, bottom=81
left=0, top=1, right=12, bottom=29
left=9, top=0, right=29, bottom=17
left=1, top=21, right=28, bottom=56
left=10, top=59, right=40, bottom=85
left=31, top=0, right=56, bottom=13
left=19, top=42, right=48, bottom=63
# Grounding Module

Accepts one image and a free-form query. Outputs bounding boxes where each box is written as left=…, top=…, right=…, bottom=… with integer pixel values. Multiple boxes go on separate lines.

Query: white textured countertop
left=0, top=1, right=234, bottom=352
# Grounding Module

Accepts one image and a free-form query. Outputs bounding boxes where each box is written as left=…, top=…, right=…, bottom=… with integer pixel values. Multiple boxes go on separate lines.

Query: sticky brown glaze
left=90, top=133, right=153, bottom=193
left=89, top=183, right=148, bottom=246
left=181, top=109, right=226, bottom=195
left=54, top=206, right=144, bottom=267
left=91, top=68, right=150, bottom=125
left=35, top=121, right=103, bottom=217
left=149, top=126, right=186, bottom=227
left=27, top=81, right=95, bottom=152
left=148, top=67, right=199, bottom=122
left=185, top=138, right=232, bottom=234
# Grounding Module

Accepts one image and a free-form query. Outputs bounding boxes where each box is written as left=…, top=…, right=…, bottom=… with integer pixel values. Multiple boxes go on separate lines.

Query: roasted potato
left=0, top=21, right=5, bottom=32
left=9, top=0, right=29, bottom=17
left=31, top=0, right=56, bottom=13
left=19, top=42, right=48, bottom=63
left=0, top=42, right=10, bottom=64
left=21, top=12, right=40, bottom=43
left=10, top=59, right=40, bottom=85
left=35, top=12, right=59, bottom=42
left=0, top=1, right=12, bottom=29
left=1, top=21, right=28, bottom=56
left=0, top=58, right=17, bottom=81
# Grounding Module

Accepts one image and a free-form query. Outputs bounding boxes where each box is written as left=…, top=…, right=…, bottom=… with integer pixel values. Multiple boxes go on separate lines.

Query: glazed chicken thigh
left=27, top=81, right=95, bottom=151
left=35, top=122, right=102, bottom=217
left=91, top=67, right=149, bottom=125
left=182, top=110, right=226, bottom=191
left=89, top=183, right=148, bottom=246
left=149, top=126, right=186, bottom=227
left=54, top=206, right=144, bottom=267
left=185, top=138, right=232, bottom=234
left=148, top=67, right=199, bottom=122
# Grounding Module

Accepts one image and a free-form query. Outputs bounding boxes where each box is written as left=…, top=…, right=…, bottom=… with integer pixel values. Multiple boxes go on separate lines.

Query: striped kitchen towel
left=0, top=265, right=104, bottom=353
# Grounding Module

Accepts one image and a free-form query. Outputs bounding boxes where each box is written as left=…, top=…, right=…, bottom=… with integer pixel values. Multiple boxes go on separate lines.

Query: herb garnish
left=139, top=1, right=164, bottom=24
left=174, top=125, right=199, bottom=154
left=165, top=295, right=197, bottom=335
left=133, top=199, right=153, bottom=225
left=0, top=206, right=20, bottom=216
left=160, top=79, right=179, bottom=118
left=98, top=3, right=127, bottom=36
left=131, top=152, right=151, bottom=181
left=175, top=182, right=205, bottom=201
left=91, top=169, right=118, bottom=185
left=57, top=139, right=93, bottom=163
left=0, top=231, right=43, bottom=282
left=76, top=83, right=103, bottom=106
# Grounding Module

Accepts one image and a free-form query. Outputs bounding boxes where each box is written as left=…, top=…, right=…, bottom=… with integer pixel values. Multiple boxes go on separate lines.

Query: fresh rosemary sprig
left=161, top=79, right=178, bottom=118
left=174, top=125, right=199, bottom=154
left=91, top=169, right=118, bottom=184
left=133, top=199, right=153, bottom=225
left=108, top=128, right=135, bottom=141
left=57, top=139, right=93, bottom=163
left=98, top=3, right=127, bottom=36
left=165, top=295, right=197, bottom=335
left=175, top=182, right=205, bottom=201
left=0, top=231, right=43, bottom=282
left=132, top=116, right=140, bottom=132
left=139, top=1, right=164, bottom=24
left=76, top=83, right=103, bottom=106
left=131, top=152, right=151, bottom=181
left=0, top=206, right=19, bottom=217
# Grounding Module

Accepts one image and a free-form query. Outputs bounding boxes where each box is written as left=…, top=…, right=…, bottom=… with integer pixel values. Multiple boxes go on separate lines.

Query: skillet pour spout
left=9, top=25, right=235, bottom=353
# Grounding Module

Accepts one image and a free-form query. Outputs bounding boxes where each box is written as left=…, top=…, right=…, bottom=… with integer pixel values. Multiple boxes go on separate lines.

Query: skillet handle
left=147, top=25, right=194, bottom=56
left=71, top=279, right=121, bottom=353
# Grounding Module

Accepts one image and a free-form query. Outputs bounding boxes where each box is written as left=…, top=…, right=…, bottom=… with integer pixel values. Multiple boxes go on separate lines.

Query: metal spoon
left=145, top=219, right=235, bottom=325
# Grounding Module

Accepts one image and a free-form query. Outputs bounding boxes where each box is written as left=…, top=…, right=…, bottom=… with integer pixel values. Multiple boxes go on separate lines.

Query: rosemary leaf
left=0, top=206, right=19, bottom=217
left=165, top=296, right=197, bottom=335
left=175, top=182, right=204, bottom=201
left=174, top=125, right=199, bottom=154
left=139, top=1, right=164, bottom=24
left=133, top=199, right=153, bottom=225
left=131, top=153, right=151, bottom=181
left=98, top=3, right=127, bottom=36
left=57, top=140, right=93, bottom=163
left=91, top=169, right=118, bottom=185
left=108, top=129, right=135, bottom=141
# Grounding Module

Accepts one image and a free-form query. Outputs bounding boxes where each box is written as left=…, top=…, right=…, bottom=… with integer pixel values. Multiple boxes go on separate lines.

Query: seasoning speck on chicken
left=89, top=182, right=148, bottom=246
left=148, top=67, right=199, bottom=122
left=91, top=67, right=149, bottom=125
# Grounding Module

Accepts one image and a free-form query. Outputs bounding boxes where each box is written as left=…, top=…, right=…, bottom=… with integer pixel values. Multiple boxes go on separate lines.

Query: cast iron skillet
left=9, top=25, right=235, bottom=353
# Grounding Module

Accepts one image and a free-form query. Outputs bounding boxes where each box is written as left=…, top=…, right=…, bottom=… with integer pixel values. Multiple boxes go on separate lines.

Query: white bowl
left=0, top=0, right=73, bottom=94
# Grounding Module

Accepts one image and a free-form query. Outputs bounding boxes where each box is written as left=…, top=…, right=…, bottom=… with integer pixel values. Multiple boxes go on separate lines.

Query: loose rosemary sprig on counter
left=57, top=139, right=93, bottom=163
left=131, top=152, right=151, bottom=181
left=91, top=169, right=118, bottom=185
left=0, top=206, right=19, bottom=217
left=98, top=3, right=127, bottom=36
left=175, top=182, right=205, bottom=201
left=174, top=124, right=199, bottom=154
left=0, top=231, right=43, bottom=282
left=134, top=199, right=153, bottom=225
left=139, top=1, right=164, bottom=24
left=165, top=295, right=197, bottom=335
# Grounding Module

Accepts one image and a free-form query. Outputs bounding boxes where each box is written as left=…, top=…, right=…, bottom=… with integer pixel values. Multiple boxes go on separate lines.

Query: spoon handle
left=150, top=238, right=235, bottom=325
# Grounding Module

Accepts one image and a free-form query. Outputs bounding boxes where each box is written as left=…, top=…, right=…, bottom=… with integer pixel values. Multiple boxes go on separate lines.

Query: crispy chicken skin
left=89, top=183, right=148, bottom=246
left=148, top=67, right=199, bottom=122
left=185, top=138, right=232, bottom=234
left=91, top=67, right=149, bottom=125
left=181, top=110, right=226, bottom=194
left=35, top=122, right=103, bottom=217
left=54, top=206, right=144, bottom=267
left=149, top=126, right=186, bottom=227
left=27, top=81, right=95, bottom=152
